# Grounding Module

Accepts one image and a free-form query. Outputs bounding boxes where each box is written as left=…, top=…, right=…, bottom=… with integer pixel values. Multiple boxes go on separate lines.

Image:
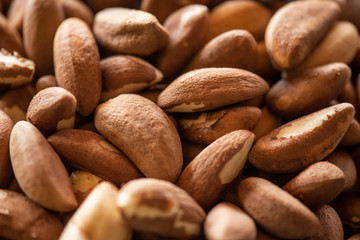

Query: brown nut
left=342, top=0, right=360, bottom=31
left=0, top=13, right=24, bottom=56
left=249, top=103, right=355, bottom=173
left=237, top=177, right=321, bottom=239
left=181, top=139, right=206, bottom=168
left=7, top=0, right=26, bottom=33
left=255, top=41, right=279, bottom=79
left=252, top=106, right=282, bottom=142
left=86, top=0, right=140, bottom=13
left=93, top=8, right=169, bottom=56
left=117, top=178, right=206, bottom=238
left=334, top=196, right=360, bottom=231
left=349, top=234, right=360, bottom=240
left=157, top=68, right=269, bottom=112
left=340, top=118, right=360, bottom=146
left=48, top=129, right=143, bottom=186
left=54, top=17, right=102, bottom=117
left=0, top=110, right=14, bottom=188
left=62, top=0, right=93, bottom=27
left=70, top=170, right=104, bottom=205
left=204, top=202, right=257, bottom=240
left=95, top=94, right=182, bottom=182
left=9, top=121, right=78, bottom=212
left=35, top=75, right=57, bottom=93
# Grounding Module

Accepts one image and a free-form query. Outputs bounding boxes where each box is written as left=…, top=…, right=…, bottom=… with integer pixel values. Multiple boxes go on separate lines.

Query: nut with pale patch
left=70, top=170, right=104, bottom=205
left=117, top=178, right=205, bottom=238
left=0, top=110, right=14, bottom=188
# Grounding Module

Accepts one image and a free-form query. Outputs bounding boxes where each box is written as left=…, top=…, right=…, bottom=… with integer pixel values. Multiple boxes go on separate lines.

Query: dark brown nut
left=265, top=1, right=341, bottom=70
left=117, top=178, right=206, bottom=238
left=48, top=129, right=143, bottom=186
left=177, top=130, right=254, bottom=209
left=0, top=189, right=63, bottom=240
left=349, top=234, right=360, bottom=240
left=238, top=177, right=321, bottom=239
left=204, top=202, right=257, bottom=240
left=282, top=162, right=345, bottom=209
left=157, top=68, right=269, bottom=112
left=70, top=170, right=104, bottom=205
left=338, top=78, right=358, bottom=111
left=156, top=4, right=209, bottom=77
left=35, top=75, right=57, bottom=93
left=23, top=0, right=64, bottom=76
left=100, top=55, right=163, bottom=102
left=0, top=110, right=14, bottom=188
left=87, top=0, right=140, bottom=13
left=205, top=0, right=271, bottom=42
left=256, top=230, right=278, bottom=240
left=7, top=0, right=26, bottom=33
left=340, top=118, right=360, bottom=146
left=60, top=182, right=132, bottom=240
left=181, top=139, right=206, bottom=168
left=342, top=0, right=360, bottom=31
left=252, top=106, right=282, bottom=142
left=54, top=18, right=102, bottom=117
left=62, top=0, right=93, bottom=27
left=0, top=84, right=35, bottom=123
left=93, top=8, right=169, bottom=56
left=266, top=63, right=350, bottom=119
left=9, top=121, right=78, bottom=212
left=95, top=94, right=182, bottom=182
left=186, top=29, right=257, bottom=72
left=178, top=105, right=261, bottom=145
left=26, top=87, right=77, bottom=136
left=249, top=103, right=355, bottom=173
left=334, top=196, right=360, bottom=230
left=0, top=13, right=24, bottom=56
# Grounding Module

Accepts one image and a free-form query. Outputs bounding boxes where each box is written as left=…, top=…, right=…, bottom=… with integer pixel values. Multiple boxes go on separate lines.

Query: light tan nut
left=0, top=189, right=63, bottom=240
left=54, top=17, right=102, bottom=117
left=177, top=130, right=254, bottom=209
left=265, top=0, right=341, bottom=70
left=60, top=182, right=132, bottom=240
left=282, top=161, right=345, bottom=209
left=62, top=0, right=93, bottom=27
left=0, top=110, right=14, bottom=188
left=252, top=106, right=282, bottom=142
left=117, top=178, right=205, bottom=238
left=0, top=13, right=24, bottom=56
left=9, top=121, right=78, bottom=212
left=35, top=75, right=57, bottom=93
left=7, top=0, right=26, bottom=33
left=178, top=105, right=261, bottom=145
left=95, top=94, right=182, bottom=182
left=26, top=87, right=77, bottom=136
left=157, top=68, right=269, bottom=112
left=249, top=103, right=355, bottom=173
left=204, top=202, right=256, bottom=240
left=48, top=129, right=143, bottom=186
left=186, top=29, right=257, bottom=72
left=238, top=177, right=321, bottom=239
left=100, top=55, right=163, bottom=102
left=70, top=170, right=104, bottom=205
left=93, top=8, right=169, bottom=56
left=156, top=4, right=209, bottom=77
left=340, top=118, right=360, bottom=146
left=23, top=0, right=64, bottom=75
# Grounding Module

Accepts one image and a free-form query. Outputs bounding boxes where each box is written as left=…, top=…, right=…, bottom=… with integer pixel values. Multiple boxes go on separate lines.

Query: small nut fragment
left=0, top=110, right=14, bottom=188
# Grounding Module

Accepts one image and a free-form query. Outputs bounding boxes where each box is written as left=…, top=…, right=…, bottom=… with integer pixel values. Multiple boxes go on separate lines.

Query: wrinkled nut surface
left=70, top=170, right=104, bottom=205
left=117, top=178, right=205, bottom=238
left=0, top=110, right=14, bottom=188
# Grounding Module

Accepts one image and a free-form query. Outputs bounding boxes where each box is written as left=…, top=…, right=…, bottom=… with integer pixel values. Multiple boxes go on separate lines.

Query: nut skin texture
left=204, top=202, right=256, bottom=240
left=95, top=94, right=183, bottom=183
left=237, top=177, right=321, bottom=239
left=0, top=189, right=63, bottom=240
left=93, top=8, right=169, bottom=56
left=157, top=68, right=269, bottom=112
left=54, top=17, right=102, bottom=117
left=9, top=121, right=78, bottom=212
left=117, top=178, right=206, bottom=238
left=265, top=0, right=341, bottom=70
left=0, top=110, right=14, bottom=188
left=48, top=129, right=143, bottom=186
left=249, top=103, right=355, bottom=173
left=0, top=13, right=24, bottom=56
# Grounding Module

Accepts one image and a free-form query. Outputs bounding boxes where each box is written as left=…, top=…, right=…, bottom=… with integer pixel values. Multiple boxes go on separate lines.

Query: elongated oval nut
left=265, top=0, right=341, bottom=70
left=204, top=202, right=256, bottom=240
left=238, top=177, right=321, bottom=239
left=48, top=129, right=143, bottom=186
left=0, top=189, right=63, bottom=240
left=54, top=17, right=102, bottom=117
left=117, top=178, right=205, bottom=238
left=9, top=121, right=78, bottom=212
left=157, top=68, right=269, bottom=112
left=60, top=182, right=131, bottom=240
left=95, top=94, right=182, bottom=182
left=177, top=130, right=254, bottom=209
left=282, top=161, right=345, bottom=209
left=0, top=13, right=24, bottom=55
left=249, top=103, right=355, bottom=173
left=0, top=110, right=14, bottom=188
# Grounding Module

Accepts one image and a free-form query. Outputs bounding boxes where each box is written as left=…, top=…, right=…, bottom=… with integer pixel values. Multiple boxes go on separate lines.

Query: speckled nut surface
left=157, top=68, right=269, bottom=112
left=204, top=202, right=256, bottom=240
left=100, top=55, right=163, bottom=102
left=48, top=129, right=143, bottom=186
left=117, top=178, right=205, bottom=238
left=249, top=103, right=355, bottom=173
left=9, top=121, right=78, bottom=212
left=26, top=87, right=77, bottom=136
left=54, top=17, right=102, bottom=117
left=0, top=13, right=24, bottom=55
left=93, top=8, right=169, bottom=56
left=0, top=189, right=63, bottom=240
left=237, top=177, right=321, bottom=239
left=177, top=130, right=254, bottom=209
left=95, top=94, right=182, bottom=182
left=0, top=110, right=14, bottom=188
left=265, top=0, right=340, bottom=70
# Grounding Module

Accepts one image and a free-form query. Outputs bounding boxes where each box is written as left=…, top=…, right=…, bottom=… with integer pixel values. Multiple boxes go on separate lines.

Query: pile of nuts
left=0, top=0, right=360, bottom=239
